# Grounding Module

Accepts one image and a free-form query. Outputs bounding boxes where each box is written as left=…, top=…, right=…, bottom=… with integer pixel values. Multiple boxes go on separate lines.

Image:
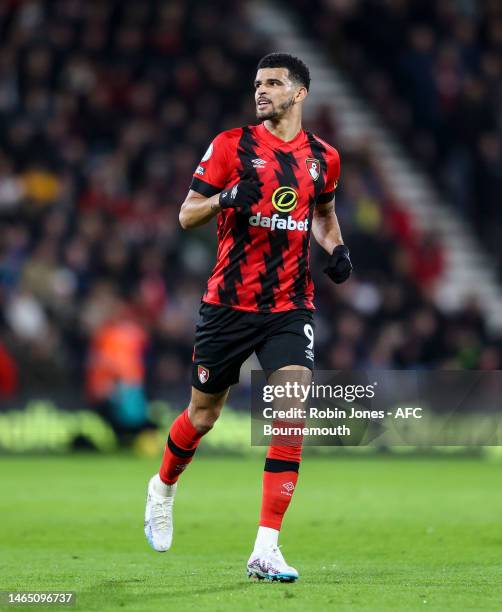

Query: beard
left=256, top=96, right=295, bottom=121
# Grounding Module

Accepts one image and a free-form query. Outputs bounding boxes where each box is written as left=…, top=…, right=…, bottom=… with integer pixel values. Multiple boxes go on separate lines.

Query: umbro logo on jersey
left=251, top=158, right=267, bottom=167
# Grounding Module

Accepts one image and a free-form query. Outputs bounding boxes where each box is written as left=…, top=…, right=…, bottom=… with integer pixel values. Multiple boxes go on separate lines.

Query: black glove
left=219, top=176, right=262, bottom=211
left=324, top=244, right=353, bottom=284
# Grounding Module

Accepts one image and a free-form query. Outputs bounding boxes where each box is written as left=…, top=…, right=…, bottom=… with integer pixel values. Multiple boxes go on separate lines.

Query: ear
left=295, top=86, right=308, bottom=104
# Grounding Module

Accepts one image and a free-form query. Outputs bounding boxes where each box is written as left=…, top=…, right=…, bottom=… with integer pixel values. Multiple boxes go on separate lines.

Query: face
left=254, top=67, right=305, bottom=121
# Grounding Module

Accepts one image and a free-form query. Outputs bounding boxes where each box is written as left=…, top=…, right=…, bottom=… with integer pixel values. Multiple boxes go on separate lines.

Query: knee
left=188, top=403, right=221, bottom=435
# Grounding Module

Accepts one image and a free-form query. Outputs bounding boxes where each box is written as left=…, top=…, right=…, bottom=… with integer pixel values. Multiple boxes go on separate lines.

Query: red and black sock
left=259, top=444, right=302, bottom=530
left=159, top=409, right=203, bottom=485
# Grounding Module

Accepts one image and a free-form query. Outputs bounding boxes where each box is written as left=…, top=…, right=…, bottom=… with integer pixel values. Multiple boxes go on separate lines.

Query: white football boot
left=144, top=474, right=176, bottom=552
left=247, top=544, right=299, bottom=582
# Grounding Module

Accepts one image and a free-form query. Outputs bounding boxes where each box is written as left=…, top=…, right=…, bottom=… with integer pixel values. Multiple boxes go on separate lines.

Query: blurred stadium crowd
left=0, top=0, right=501, bottom=412
left=291, top=0, right=502, bottom=274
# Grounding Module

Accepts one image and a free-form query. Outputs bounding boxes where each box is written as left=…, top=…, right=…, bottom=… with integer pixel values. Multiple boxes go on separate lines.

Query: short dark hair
left=257, top=53, right=311, bottom=91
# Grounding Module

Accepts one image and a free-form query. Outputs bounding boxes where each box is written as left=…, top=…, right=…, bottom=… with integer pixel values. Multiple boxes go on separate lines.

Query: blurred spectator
left=86, top=300, right=148, bottom=431
left=0, top=341, right=18, bottom=398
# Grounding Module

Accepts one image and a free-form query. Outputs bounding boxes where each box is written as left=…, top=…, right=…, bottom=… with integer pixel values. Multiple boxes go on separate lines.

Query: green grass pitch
left=1, top=455, right=501, bottom=611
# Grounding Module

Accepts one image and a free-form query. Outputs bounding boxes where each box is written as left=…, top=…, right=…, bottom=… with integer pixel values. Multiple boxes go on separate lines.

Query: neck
left=263, top=113, right=302, bottom=142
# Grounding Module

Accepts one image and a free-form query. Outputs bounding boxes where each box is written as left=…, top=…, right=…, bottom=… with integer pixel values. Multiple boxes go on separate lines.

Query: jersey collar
left=255, top=122, right=307, bottom=152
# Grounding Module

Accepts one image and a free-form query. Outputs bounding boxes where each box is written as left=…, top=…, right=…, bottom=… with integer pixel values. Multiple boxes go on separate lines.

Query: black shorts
left=192, top=302, right=315, bottom=393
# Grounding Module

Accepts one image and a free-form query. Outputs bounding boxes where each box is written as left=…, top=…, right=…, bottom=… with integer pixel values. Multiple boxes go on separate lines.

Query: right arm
left=180, top=131, right=261, bottom=230
left=179, top=179, right=262, bottom=230
left=180, top=132, right=230, bottom=230
left=179, top=189, right=222, bottom=230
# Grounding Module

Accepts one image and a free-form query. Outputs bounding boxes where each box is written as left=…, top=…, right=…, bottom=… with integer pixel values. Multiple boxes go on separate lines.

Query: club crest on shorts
left=198, top=365, right=209, bottom=384
left=306, top=158, right=320, bottom=181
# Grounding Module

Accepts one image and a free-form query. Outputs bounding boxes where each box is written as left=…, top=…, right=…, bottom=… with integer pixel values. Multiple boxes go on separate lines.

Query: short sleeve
left=317, top=148, right=340, bottom=205
left=190, top=132, right=231, bottom=197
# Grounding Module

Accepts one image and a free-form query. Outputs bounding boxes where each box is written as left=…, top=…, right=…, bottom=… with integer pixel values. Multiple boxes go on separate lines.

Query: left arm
left=312, top=198, right=353, bottom=284
left=311, top=198, right=344, bottom=254
left=312, top=147, right=352, bottom=283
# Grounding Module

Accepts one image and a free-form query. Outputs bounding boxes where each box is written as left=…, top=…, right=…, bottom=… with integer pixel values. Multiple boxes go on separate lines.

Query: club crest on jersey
left=198, top=366, right=209, bottom=384
left=306, top=158, right=320, bottom=181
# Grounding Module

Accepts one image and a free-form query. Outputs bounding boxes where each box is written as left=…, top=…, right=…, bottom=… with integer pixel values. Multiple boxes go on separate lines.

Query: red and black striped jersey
left=190, top=123, right=340, bottom=313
